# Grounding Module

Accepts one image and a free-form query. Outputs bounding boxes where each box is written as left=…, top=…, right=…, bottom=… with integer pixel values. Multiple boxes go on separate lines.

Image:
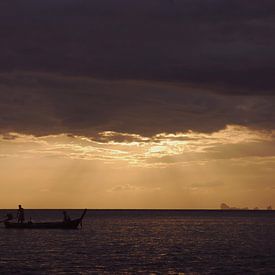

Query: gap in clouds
left=1, top=125, right=274, bottom=166
left=1, top=126, right=275, bottom=208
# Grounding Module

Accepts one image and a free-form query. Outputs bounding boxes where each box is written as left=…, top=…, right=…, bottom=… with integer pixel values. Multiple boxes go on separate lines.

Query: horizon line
left=0, top=208, right=274, bottom=211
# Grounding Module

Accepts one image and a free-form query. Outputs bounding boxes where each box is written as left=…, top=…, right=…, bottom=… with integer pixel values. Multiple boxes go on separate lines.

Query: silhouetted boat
left=4, top=209, right=87, bottom=229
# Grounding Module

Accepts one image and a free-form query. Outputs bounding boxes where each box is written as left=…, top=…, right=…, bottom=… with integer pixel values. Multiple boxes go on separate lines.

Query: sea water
left=0, top=210, right=275, bottom=274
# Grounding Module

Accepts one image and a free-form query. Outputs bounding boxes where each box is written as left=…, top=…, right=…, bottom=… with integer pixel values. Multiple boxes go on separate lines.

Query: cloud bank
left=0, top=72, right=274, bottom=137
left=0, top=0, right=275, bottom=94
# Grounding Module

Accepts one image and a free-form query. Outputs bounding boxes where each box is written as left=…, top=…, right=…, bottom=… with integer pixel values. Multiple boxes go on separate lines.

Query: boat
left=4, top=209, right=87, bottom=229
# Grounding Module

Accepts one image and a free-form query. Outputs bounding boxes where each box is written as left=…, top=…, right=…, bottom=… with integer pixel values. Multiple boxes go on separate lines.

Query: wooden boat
left=4, top=209, right=87, bottom=229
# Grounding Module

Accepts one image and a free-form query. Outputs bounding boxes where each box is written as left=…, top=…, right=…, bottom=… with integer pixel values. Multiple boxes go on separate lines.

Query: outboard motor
left=6, top=214, right=13, bottom=220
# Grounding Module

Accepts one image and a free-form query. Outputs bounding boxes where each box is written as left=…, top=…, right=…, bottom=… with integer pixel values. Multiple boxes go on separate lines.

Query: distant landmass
left=220, top=203, right=273, bottom=210
left=220, top=203, right=248, bottom=210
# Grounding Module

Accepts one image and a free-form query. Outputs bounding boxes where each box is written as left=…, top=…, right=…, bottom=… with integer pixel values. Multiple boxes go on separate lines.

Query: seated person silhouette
left=63, top=211, right=71, bottom=222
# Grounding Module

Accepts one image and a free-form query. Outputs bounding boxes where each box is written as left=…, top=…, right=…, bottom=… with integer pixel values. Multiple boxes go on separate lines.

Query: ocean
left=0, top=210, right=275, bottom=274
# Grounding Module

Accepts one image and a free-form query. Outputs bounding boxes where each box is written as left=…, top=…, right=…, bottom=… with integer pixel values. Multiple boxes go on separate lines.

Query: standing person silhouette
left=17, top=205, right=25, bottom=223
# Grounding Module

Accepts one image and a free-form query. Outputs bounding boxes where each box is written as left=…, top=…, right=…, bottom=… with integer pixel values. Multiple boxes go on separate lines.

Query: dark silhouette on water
left=63, top=211, right=71, bottom=222
left=17, top=205, right=24, bottom=223
left=5, top=209, right=87, bottom=229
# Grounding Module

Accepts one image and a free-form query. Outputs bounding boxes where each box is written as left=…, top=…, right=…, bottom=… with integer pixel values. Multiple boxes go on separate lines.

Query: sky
left=0, top=0, right=275, bottom=209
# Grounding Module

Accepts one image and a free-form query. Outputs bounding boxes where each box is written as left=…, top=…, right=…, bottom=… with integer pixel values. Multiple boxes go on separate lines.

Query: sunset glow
left=1, top=125, right=274, bottom=208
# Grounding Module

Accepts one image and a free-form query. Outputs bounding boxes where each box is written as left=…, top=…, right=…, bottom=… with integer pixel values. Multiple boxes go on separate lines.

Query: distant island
left=220, top=203, right=248, bottom=210
left=220, top=203, right=273, bottom=210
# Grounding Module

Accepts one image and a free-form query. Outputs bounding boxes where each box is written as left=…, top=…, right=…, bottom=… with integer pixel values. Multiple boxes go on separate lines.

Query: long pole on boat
left=79, top=209, right=87, bottom=228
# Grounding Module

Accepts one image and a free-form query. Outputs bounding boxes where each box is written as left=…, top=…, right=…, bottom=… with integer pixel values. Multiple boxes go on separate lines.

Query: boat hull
left=5, top=218, right=81, bottom=229
left=4, top=209, right=87, bottom=229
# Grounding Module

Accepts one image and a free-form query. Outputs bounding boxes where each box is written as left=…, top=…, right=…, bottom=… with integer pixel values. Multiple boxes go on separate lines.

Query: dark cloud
left=0, top=73, right=274, bottom=137
left=0, top=0, right=275, bottom=94
left=0, top=1, right=275, bottom=136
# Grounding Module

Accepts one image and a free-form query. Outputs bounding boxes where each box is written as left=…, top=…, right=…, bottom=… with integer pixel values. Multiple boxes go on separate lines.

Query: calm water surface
left=0, top=210, right=275, bottom=274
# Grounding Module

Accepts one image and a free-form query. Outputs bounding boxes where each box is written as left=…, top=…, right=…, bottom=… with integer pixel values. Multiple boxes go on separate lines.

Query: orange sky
left=1, top=125, right=274, bottom=209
